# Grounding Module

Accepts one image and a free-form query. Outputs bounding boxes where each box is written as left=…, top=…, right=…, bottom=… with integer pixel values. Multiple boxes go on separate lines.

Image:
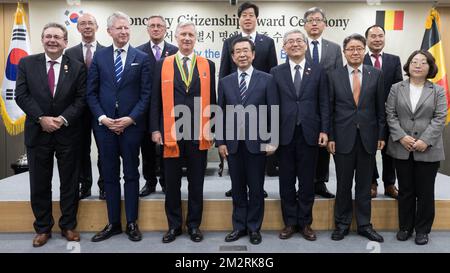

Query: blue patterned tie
left=312, top=40, right=319, bottom=64
left=239, top=72, right=247, bottom=103
left=114, top=49, right=124, bottom=83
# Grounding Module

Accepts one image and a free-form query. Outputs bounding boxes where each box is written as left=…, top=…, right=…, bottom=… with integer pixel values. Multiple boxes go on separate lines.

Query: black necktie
left=294, top=64, right=302, bottom=97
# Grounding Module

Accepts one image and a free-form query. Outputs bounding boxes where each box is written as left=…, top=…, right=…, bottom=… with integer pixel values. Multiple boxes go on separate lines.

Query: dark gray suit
left=65, top=42, right=105, bottom=194
left=329, top=64, right=385, bottom=229
left=306, top=38, right=343, bottom=186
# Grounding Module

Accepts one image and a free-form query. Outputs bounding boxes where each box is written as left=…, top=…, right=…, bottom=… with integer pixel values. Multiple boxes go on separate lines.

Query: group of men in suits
left=15, top=1, right=406, bottom=246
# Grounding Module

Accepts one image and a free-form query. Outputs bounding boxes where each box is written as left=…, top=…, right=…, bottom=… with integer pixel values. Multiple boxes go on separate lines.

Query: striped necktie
left=114, top=49, right=124, bottom=83
left=239, top=72, right=247, bottom=103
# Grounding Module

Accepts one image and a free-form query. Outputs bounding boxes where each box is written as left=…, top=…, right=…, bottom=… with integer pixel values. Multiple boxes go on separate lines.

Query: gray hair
left=107, top=11, right=131, bottom=29
left=147, top=15, right=166, bottom=27
left=175, top=20, right=197, bottom=37
left=77, top=12, right=98, bottom=27
left=41, top=22, right=68, bottom=41
left=303, top=7, right=326, bottom=21
left=283, top=29, right=307, bottom=45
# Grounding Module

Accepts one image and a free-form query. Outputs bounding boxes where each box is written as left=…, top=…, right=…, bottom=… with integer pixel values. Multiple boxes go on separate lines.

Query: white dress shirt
left=347, top=64, right=363, bottom=91
left=241, top=31, right=257, bottom=43
left=307, top=36, right=323, bottom=62
left=151, top=40, right=165, bottom=58
left=288, top=58, right=306, bottom=83
left=45, top=54, right=62, bottom=96
left=82, top=40, right=97, bottom=61
left=177, top=51, right=195, bottom=75
left=369, top=50, right=383, bottom=68
left=237, top=65, right=254, bottom=88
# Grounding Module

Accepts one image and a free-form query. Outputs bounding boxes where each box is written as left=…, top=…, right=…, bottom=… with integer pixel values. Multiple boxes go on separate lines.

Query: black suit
left=65, top=42, right=105, bottom=194
left=363, top=53, right=403, bottom=187
left=150, top=57, right=216, bottom=230
left=136, top=41, right=178, bottom=189
left=328, top=65, right=385, bottom=230
left=15, top=53, right=86, bottom=233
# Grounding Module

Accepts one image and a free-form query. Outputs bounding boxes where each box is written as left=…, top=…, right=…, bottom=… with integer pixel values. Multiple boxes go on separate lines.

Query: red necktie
left=372, top=53, right=381, bottom=69
left=48, top=61, right=56, bottom=97
left=85, top=43, right=93, bottom=68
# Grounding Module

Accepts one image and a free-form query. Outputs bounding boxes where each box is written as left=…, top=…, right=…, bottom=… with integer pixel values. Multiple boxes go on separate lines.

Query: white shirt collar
left=241, top=31, right=257, bottom=40
left=347, top=64, right=363, bottom=74
left=177, top=51, right=194, bottom=61
left=45, top=54, right=63, bottom=64
left=369, top=50, right=383, bottom=57
left=82, top=40, right=97, bottom=48
left=238, top=65, right=254, bottom=77
left=308, top=36, right=323, bottom=46
left=113, top=43, right=130, bottom=53
left=151, top=40, right=165, bottom=50
left=288, top=58, right=306, bottom=71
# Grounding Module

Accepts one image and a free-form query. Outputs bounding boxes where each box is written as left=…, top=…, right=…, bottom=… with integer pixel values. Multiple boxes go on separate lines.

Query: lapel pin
left=165, top=51, right=169, bottom=57
left=64, top=64, right=69, bottom=73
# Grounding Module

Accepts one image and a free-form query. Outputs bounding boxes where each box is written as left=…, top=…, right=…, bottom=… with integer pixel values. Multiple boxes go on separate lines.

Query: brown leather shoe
left=384, top=185, right=399, bottom=199
left=371, top=183, right=378, bottom=198
left=32, top=233, right=51, bottom=247
left=279, top=226, right=297, bottom=239
left=300, top=225, right=317, bottom=241
left=61, top=229, right=80, bottom=242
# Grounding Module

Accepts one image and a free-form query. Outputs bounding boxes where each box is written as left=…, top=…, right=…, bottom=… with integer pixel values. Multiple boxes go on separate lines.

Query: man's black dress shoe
left=162, top=228, right=182, bottom=243
left=331, top=228, right=349, bottom=241
left=315, top=183, right=335, bottom=198
left=415, top=233, right=429, bottom=245
left=91, top=224, right=122, bottom=242
left=99, top=189, right=106, bottom=200
left=357, top=226, right=384, bottom=242
left=225, top=189, right=232, bottom=197
left=79, top=189, right=91, bottom=200
left=225, top=230, right=247, bottom=242
left=139, top=183, right=156, bottom=197
left=126, top=222, right=142, bottom=241
left=188, top=228, right=203, bottom=242
left=249, top=231, right=262, bottom=245
left=396, top=230, right=413, bottom=241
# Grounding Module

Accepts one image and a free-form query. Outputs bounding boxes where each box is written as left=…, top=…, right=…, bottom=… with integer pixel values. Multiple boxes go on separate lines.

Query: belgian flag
left=421, top=8, right=450, bottom=123
left=376, top=10, right=404, bottom=30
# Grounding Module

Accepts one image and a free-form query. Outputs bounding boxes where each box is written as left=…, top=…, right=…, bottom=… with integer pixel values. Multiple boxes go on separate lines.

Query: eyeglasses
left=234, top=49, right=252, bottom=55
left=78, top=21, right=96, bottom=27
left=410, top=60, right=429, bottom=66
left=344, top=47, right=365, bottom=53
left=43, top=34, right=65, bottom=40
left=305, top=18, right=325, bottom=24
left=284, top=39, right=305, bottom=46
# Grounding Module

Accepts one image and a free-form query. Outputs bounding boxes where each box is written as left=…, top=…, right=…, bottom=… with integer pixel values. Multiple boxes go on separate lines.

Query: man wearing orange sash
left=150, top=21, right=216, bottom=243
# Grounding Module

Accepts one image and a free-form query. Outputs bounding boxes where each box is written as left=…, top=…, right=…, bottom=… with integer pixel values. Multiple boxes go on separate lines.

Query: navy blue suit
left=217, top=69, right=278, bottom=232
left=270, top=60, right=329, bottom=227
left=136, top=41, right=178, bottom=188
left=87, top=45, right=151, bottom=225
left=150, top=57, right=216, bottom=230
left=364, top=53, right=403, bottom=187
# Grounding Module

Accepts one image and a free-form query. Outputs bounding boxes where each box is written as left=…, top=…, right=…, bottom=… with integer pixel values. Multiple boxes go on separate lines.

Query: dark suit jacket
left=270, top=60, right=329, bottom=146
left=137, top=41, right=178, bottom=69
left=328, top=65, right=385, bottom=154
left=305, top=38, right=343, bottom=73
left=86, top=45, right=151, bottom=133
left=150, top=57, right=216, bottom=142
left=363, top=52, right=403, bottom=102
left=216, top=69, right=279, bottom=154
left=219, top=33, right=278, bottom=78
left=64, top=42, right=105, bottom=65
left=15, top=53, right=87, bottom=146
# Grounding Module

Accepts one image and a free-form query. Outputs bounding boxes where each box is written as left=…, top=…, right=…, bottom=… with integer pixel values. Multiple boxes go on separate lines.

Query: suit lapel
left=106, top=46, right=118, bottom=88
left=119, top=46, right=136, bottom=88
left=281, top=63, right=297, bottom=99
left=243, top=70, right=259, bottom=105
left=53, top=56, right=68, bottom=100
left=363, top=53, right=372, bottom=66
left=359, top=66, right=371, bottom=107
left=37, top=54, right=52, bottom=98
left=398, top=81, right=413, bottom=114
left=77, top=43, right=84, bottom=63
left=299, top=61, right=312, bottom=99
left=414, top=81, right=434, bottom=113
left=341, top=66, right=354, bottom=105
left=320, top=40, right=328, bottom=66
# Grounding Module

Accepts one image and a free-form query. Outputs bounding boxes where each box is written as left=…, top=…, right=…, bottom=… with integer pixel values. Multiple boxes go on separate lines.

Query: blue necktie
left=114, top=49, right=124, bottom=83
left=239, top=72, right=247, bottom=103
left=312, top=40, right=319, bottom=64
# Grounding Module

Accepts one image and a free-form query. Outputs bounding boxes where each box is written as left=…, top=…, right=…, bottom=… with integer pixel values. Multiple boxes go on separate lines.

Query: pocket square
left=131, top=63, right=140, bottom=66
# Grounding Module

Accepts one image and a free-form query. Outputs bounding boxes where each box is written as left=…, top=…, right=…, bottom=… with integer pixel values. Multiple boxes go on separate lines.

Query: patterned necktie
left=48, top=60, right=56, bottom=97
left=85, top=43, right=93, bottom=68
left=239, top=72, right=247, bottom=103
left=312, top=40, right=319, bottom=64
left=352, top=69, right=361, bottom=105
left=153, top=44, right=161, bottom=61
left=294, top=64, right=302, bottom=97
left=114, top=49, right=124, bottom=83
left=372, top=53, right=381, bottom=69
left=182, top=56, right=189, bottom=82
